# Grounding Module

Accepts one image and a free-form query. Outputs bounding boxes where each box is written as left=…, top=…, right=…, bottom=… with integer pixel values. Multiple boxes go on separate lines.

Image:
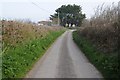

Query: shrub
left=75, top=2, right=119, bottom=79
left=1, top=19, right=65, bottom=78
left=80, top=3, right=119, bottom=53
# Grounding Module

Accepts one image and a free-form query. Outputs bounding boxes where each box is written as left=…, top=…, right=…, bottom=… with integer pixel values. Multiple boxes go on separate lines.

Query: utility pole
left=118, top=1, right=120, bottom=25
left=118, top=1, right=120, bottom=18
left=58, top=12, right=60, bottom=26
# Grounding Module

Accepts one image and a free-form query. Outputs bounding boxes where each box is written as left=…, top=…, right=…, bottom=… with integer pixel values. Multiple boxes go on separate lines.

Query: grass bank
left=73, top=31, right=119, bottom=80
left=2, top=30, right=65, bottom=78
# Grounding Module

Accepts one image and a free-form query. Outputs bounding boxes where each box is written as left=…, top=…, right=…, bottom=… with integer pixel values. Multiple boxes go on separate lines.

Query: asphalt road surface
left=26, top=30, right=103, bottom=78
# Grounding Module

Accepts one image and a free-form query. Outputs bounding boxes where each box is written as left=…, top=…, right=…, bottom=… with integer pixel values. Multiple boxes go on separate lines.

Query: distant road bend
left=26, top=30, right=103, bottom=78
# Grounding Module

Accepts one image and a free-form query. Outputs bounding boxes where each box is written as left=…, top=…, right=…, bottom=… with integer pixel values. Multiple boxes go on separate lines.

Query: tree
left=50, top=4, right=86, bottom=27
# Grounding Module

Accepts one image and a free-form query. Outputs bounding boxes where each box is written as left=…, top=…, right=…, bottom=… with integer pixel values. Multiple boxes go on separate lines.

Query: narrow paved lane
left=26, top=30, right=103, bottom=78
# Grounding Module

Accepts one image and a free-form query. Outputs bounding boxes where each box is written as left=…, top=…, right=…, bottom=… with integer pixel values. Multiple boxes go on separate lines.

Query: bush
left=73, top=31, right=119, bottom=79
left=1, top=20, right=65, bottom=78
left=80, top=3, right=119, bottom=53
left=2, top=30, right=65, bottom=78
left=1, top=20, right=63, bottom=48
left=73, top=3, right=119, bottom=79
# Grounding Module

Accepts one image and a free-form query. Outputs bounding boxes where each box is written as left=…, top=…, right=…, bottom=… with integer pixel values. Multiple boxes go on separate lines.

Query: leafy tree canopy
left=50, top=4, right=86, bottom=27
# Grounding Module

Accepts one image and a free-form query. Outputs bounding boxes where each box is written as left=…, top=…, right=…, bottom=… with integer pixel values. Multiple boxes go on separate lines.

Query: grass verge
left=73, top=31, right=119, bottom=80
left=2, top=30, right=65, bottom=78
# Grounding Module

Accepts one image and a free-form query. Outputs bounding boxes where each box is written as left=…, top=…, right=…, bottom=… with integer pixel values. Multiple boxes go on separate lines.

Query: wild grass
left=80, top=3, right=119, bottom=53
left=73, top=31, right=119, bottom=79
left=1, top=20, right=63, bottom=48
left=73, top=2, right=119, bottom=79
left=2, top=30, right=65, bottom=78
left=1, top=20, right=65, bottom=78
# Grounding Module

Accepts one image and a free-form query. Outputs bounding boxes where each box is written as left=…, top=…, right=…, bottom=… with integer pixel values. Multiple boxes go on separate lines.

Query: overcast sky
left=0, top=0, right=119, bottom=22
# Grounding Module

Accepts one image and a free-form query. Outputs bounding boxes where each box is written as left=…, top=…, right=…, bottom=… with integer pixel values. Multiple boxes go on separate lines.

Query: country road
left=26, top=30, right=103, bottom=78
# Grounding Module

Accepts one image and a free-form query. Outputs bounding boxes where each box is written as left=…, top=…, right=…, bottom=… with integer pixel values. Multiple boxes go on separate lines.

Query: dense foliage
left=1, top=20, right=65, bottom=78
left=73, top=31, right=119, bottom=79
left=80, top=3, right=119, bottom=53
left=73, top=3, right=119, bottom=79
left=50, top=4, right=85, bottom=27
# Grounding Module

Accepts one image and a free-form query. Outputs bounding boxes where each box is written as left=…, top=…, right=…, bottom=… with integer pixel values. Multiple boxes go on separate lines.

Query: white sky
left=0, top=0, right=119, bottom=22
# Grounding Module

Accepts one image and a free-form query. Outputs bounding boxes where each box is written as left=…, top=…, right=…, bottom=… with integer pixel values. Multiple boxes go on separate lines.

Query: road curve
left=26, top=30, right=103, bottom=78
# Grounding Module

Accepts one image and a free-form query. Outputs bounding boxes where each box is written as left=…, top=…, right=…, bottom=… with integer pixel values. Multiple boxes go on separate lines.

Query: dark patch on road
left=56, top=32, right=77, bottom=78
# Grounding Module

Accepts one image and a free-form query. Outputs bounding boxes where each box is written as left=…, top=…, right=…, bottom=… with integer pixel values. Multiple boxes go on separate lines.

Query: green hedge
left=73, top=31, right=119, bottom=80
left=2, top=30, right=65, bottom=78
